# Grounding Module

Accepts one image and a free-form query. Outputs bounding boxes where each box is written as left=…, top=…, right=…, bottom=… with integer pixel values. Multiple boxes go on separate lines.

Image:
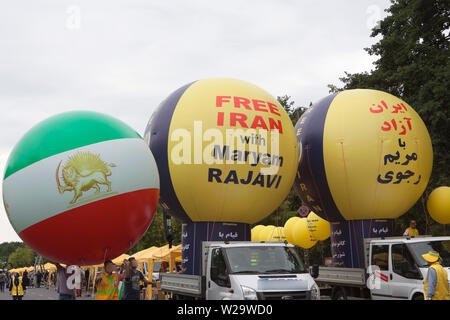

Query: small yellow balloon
left=292, top=218, right=317, bottom=249
left=251, top=225, right=266, bottom=241
left=268, top=227, right=287, bottom=242
left=284, top=217, right=301, bottom=244
left=427, top=186, right=450, bottom=224
left=259, top=225, right=276, bottom=241
left=307, top=212, right=331, bottom=241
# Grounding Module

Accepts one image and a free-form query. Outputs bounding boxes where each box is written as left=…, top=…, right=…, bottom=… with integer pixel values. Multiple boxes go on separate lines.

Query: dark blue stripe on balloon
left=144, top=82, right=197, bottom=223
left=294, top=93, right=343, bottom=222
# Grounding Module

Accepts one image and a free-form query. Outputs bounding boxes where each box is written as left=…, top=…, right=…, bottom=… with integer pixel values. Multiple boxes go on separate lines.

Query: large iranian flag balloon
left=2, top=111, right=159, bottom=266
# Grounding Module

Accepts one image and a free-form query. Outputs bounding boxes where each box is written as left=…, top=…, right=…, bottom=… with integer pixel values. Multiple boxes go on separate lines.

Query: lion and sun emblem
left=56, top=151, right=116, bottom=205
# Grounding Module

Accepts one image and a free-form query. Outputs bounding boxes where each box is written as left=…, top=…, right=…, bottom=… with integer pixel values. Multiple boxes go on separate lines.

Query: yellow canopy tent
left=151, top=245, right=182, bottom=273
left=43, top=263, right=57, bottom=271
left=131, top=246, right=159, bottom=263
left=112, top=253, right=130, bottom=265
left=143, top=244, right=183, bottom=300
left=170, top=245, right=182, bottom=268
left=150, top=245, right=171, bottom=260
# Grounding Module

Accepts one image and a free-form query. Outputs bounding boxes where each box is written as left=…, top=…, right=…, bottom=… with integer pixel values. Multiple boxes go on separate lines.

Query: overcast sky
left=0, top=0, right=391, bottom=243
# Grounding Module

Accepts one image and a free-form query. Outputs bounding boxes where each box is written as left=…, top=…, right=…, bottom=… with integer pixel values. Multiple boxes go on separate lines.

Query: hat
left=422, top=251, right=440, bottom=263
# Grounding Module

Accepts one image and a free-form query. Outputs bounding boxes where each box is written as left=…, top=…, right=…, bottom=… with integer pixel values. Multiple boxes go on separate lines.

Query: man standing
left=22, top=270, right=29, bottom=289
left=403, top=220, right=419, bottom=236
left=55, top=263, right=76, bottom=300
left=0, top=271, right=6, bottom=293
left=9, top=273, right=26, bottom=300
left=95, top=260, right=124, bottom=300
left=423, top=251, right=450, bottom=300
left=35, top=270, right=41, bottom=288
left=122, top=257, right=151, bottom=300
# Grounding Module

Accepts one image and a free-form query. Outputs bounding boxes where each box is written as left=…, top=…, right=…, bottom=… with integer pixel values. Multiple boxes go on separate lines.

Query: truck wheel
left=412, top=293, right=424, bottom=300
left=332, top=287, right=347, bottom=300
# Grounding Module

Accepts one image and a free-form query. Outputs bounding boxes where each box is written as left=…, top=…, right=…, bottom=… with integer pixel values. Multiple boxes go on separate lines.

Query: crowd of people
left=0, top=268, right=56, bottom=300
left=54, top=257, right=156, bottom=300
left=0, top=257, right=174, bottom=301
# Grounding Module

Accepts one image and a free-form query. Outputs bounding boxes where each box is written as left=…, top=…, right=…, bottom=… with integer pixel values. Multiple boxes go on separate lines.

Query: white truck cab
left=369, top=236, right=450, bottom=300
left=160, top=241, right=320, bottom=300
left=315, top=235, right=450, bottom=300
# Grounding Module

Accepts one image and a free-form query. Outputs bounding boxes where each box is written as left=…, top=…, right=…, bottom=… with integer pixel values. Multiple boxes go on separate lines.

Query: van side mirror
left=311, top=264, right=319, bottom=279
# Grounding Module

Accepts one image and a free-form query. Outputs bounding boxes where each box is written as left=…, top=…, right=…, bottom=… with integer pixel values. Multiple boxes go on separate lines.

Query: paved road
left=0, top=286, right=94, bottom=300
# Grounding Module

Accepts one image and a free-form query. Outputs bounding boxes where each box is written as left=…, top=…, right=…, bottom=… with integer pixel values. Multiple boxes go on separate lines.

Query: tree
left=7, top=246, right=35, bottom=268
left=329, top=0, right=449, bottom=236
left=277, top=95, right=308, bottom=126
left=0, top=242, right=25, bottom=268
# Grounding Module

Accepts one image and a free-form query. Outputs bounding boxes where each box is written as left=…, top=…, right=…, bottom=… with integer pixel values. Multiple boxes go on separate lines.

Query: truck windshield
left=225, top=246, right=307, bottom=274
left=408, top=240, right=450, bottom=268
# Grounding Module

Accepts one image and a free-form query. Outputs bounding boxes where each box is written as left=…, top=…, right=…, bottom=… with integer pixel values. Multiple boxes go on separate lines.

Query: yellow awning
left=111, top=253, right=130, bottom=265
left=43, top=263, right=57, bottom=271
left=152, top=244, right=181, bottom=260
left=127, top=244, right=182, bottom=265
left=131, top=246, right=159, bottom=262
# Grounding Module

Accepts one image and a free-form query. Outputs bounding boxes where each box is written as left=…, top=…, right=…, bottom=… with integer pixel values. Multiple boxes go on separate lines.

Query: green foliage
left=0, top=242, right=26, bottom=269
left=277, top=95, right=307, bottom=126
left=329, top=0, right=450, bottom=236
left=7, top=246, right=35, bottom=268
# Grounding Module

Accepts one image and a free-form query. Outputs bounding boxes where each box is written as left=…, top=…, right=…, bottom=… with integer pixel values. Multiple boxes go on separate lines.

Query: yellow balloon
left=306, top=212, right=330, bottom=241
left=259, top=225, right=276, bottom=241
left=284, top=217, right=301, bottom=244
left=427, top=186, right=450, bottom=224
left=268, top=227, right=287, bottom=242
left=149, top=78, right=299, bottom=224
left=292, top=218, right=317, bottom=249
left=294, top=89, right=433, bottom=222
left=251, top=225, right=266, bottom=241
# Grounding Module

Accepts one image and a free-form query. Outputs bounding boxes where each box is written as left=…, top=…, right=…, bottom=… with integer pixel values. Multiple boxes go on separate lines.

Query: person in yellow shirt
left=9, top=273, right=26, bottom=300
left=403, top=220, right=419, bottom=236
left=95, top=260, right=126, bottom=300
left=423, top=251, right=450, bottom=300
